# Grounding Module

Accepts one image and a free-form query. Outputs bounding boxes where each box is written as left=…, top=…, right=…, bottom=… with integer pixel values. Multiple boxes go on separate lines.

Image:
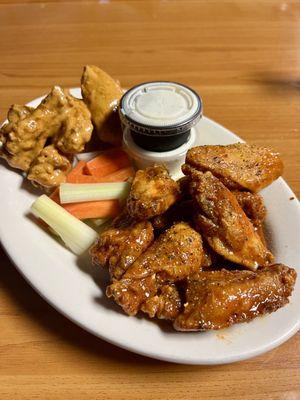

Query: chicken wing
left=90, top=210, right=154, bottom=280
left=185, top=143, right=283, bottom=192
left=127, top=165, right=180, bottom=220
left=232, top=190, right=266, bottom=227
left=174, top=264, right=296, bottom=331
left=179, top=177, right=267, bottom=228
left=27, top=145, right=72, bottom=188
left=81, top=65, right=123, bottom=145
left=106, top=222, right=203, bottom=318
left=185, top=167, right=273, bottom=269
left=0, top=87, right=92, bottom=188
left=0, top=86, right=92, bottom=172
left=140, top=283, right=181, bottom=320
left=151, top=199, right=195, bottom=231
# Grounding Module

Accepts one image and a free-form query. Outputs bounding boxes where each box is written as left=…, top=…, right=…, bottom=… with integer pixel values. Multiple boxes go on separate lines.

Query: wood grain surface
left=0, top=1, right=299, bottom=399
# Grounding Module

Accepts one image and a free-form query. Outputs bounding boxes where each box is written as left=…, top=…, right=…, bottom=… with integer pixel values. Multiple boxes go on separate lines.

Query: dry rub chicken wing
left=90, top=211, right=154, bottom=280
left=81, top=65, right=123, bottom=145
left=127, top=165, right=180, bottom=220
left=174, top=264, right=296, bottom=331
left=185, top=143, right=283, bottom=192
left=184, top=167, right=273, bottom=270
left=106, top=222, right=203, bottom=319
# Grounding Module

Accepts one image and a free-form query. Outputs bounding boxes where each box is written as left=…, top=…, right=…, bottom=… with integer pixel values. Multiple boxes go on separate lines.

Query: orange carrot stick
left=62, top=199, right=120, bottom=220
left=50, top=187, right=60, bottom=203
left=67, top=174, right=105, bottom=184
left=67, top=161, right=87, bottom=181
left=84, top=148, right=130, bottom=177
left=91, top=166, right=135, bottom=182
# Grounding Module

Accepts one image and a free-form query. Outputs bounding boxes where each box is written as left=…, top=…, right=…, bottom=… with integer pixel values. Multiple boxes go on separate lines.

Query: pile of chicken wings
left=91, top=143, right=296, bottom=331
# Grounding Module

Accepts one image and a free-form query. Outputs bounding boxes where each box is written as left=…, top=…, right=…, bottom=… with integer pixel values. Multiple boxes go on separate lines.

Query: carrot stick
left=67, top=174, right=104, bottom=184
left=84, top=148, right=130, bottom=177
left=49, top=155, right=133, bottom=220
left=50, top=187, right=60, bottom=203
left=66, top=166, right=134, bottom=184
left=50, top=187, right=120, bottom=219
left=91, top=166, right=135, bottom=182
left=67, top=161, right=87, bottom=181
left=62, top=200, right=120, bottom=220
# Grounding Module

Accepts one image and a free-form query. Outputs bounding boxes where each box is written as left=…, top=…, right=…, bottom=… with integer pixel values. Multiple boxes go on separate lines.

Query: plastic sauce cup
left=119, top=81, right=202, bottom=176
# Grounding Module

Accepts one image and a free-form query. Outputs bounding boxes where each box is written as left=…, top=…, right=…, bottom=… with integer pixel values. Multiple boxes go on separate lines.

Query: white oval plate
left=1, top=88, right=299, bottom=365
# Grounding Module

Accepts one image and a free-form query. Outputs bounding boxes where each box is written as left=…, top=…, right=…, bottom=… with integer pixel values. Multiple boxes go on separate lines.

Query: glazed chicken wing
left=81, top=65, right=123, bottom=145
left=185, top=167, right=273, bottom=270
left=140, top=283, right=181, bottom=320
left=151, top=199, right=195, bottom=231
left=106, top=222, right=203, bottom=318
left=185, top=143, right=283, bottom=192
left=174, top=264, right=296, bottom=331
left=90, top=211, right=154, bottom=280
left=232, top=190, right=266, bottom=227
left=127, top=165, right=180, bottom=220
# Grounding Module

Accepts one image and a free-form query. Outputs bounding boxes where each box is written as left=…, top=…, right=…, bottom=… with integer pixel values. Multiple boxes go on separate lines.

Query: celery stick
left=31, top=195, right=98, bottom=255
left=59, top=182, right=130, bottom=204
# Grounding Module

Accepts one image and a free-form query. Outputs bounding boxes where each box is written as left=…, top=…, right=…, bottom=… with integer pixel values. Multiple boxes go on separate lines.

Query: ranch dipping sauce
left=119, top=81, right=202, bottom=175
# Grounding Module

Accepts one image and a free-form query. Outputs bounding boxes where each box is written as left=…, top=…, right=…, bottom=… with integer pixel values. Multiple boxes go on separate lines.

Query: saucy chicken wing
left=81, top=65, right=123, bottom=145
left=0, top=86, right=93, bottom=188
left=185, top=167, right=273, bottom=269
left=90, top=210, right=154, bottom=280
left=140, top=283, right=181, bottom=320
left=106, top=222, right=203, bottom=318
left=127, top=165, right=180, bottom=220
left=151, top=199, right=195, bottom=231
left=232, top=190, right=266, bottom=227
left=185, top=143, right=283, bottom=192
left=174, top=264, right=296, bottom=331
left=27, top=145, right=72, bottom=188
